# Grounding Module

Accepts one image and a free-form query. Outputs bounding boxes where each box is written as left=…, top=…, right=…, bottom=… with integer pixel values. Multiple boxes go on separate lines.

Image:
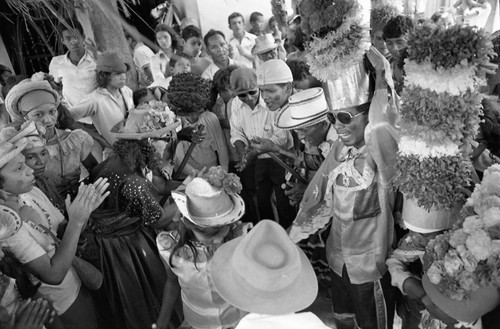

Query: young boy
left=383, top=15, right=414, bottom=94
left=228, top=12, right=257, bottom=69
left=249, top=12, right=265, bottom=36
left=150, top=54, right=191, bottom=89
left=179, top=25, right=212, bottom=76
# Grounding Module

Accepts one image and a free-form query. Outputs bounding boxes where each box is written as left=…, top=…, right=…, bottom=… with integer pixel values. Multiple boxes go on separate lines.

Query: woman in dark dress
left=88, top=110, right=182, bottom=329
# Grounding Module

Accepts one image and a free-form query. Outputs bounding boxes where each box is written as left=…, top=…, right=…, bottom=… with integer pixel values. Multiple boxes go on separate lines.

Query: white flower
left=462, top=215, right=484, bottom=234
left=465, top=230, right=492, bottom=261
left=482, top=207, right=500, bottom=228
left=427, top=262, right=444, bottom=284
left=31, top=72, right=46, bottom=82
left=404, top=60, right=479, bottom=96
left=398, top=136, right=460, bottom=159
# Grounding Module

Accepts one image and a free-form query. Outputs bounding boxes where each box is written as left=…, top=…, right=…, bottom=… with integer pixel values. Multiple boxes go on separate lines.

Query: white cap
left=257, top=59, right=293, bottom=85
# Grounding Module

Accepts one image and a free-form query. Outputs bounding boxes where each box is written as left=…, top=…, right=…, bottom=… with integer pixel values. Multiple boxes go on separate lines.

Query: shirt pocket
left=352, top=180, right=381, bottom=221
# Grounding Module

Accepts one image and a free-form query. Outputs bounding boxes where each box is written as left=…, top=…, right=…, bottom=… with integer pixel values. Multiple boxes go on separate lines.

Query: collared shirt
left=70, top=86, right=134, bottom=145
left=150, top=50, right=170, bottom=82
left=229, top=32, right=257, bottom=69
left=229, top=96, right=292, bottom=159
left=201, top=58, right=237, bottom=81
left=49, top=51, right=98, bottom=124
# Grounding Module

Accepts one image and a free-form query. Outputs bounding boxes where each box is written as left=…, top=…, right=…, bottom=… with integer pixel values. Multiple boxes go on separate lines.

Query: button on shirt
left=49, top=51, right=98, bottom=124
left=229, top=96, right=292, bottom=159
left=229, top=32, right=257, bottom=69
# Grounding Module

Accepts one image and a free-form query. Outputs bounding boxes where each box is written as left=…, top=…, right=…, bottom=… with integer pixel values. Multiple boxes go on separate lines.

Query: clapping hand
left=65, top=178, right=110, bottom=227
left=14, top=298, right=55, bottom=329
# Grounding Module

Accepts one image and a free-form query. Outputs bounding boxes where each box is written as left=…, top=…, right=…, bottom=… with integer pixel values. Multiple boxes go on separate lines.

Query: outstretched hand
left=65, top=178, right=110, bottom=226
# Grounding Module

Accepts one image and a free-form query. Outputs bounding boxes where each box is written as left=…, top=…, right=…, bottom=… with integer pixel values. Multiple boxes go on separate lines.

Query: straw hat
left=0, top=121, right=38, bottom=168
left=252, top=33, right=278, bottom=55
left=171, top=177, right=245, bottom=228
left=0, top=205, right=22, bottom=240
left=111, top=106, right=180, bottom=140
left=275, top=87, right=329, bottom=130
left=5, top=80, right=60, bottom=122
left=236, top=313, right=330, bottom=329
left=209, top=220, right=317, bottom=315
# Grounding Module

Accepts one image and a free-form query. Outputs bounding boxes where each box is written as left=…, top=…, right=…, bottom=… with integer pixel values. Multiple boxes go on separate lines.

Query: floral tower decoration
left=422, top=164, right=500, bottom=324
left=297, top=0, right=372, bottom=83
left=395, top=23, right=495, bottom=222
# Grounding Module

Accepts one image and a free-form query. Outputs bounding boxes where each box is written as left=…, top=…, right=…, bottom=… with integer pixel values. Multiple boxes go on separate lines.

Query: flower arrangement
left=135, top=100, right=177, bottom=133
left=424, top=165, right=500, bottom=301
left=395, top=23, right=495, bottom=211
left=300, top=0, right=371, bottom=82
left=201, top=166, right=242, bottom=195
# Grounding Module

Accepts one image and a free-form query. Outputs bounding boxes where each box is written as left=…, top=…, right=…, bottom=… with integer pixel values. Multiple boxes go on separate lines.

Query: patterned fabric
left=44, top=129, right=93, bottom=189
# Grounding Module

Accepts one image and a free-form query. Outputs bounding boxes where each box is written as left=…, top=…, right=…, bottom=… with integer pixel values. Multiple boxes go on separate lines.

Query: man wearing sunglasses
left=229, top=67, right=295, bottom=228
left=289, top=52, right=399, bottom=329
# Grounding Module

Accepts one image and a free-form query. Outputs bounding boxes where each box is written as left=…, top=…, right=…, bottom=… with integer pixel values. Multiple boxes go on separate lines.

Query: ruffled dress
left=45, top=129, right=93, bottom=196
left=88, top=156, right=181, bottom=329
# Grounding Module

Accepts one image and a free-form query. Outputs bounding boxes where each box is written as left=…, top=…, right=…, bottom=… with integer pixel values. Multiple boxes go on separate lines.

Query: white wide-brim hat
left=275, top=87, right=329, bottom=130
left=252, top=33, right=278, bottom=55
left=172, top=177, right=245, bottom=227
left=209, top=220, right=318, bottom=315
left=236, top=313, right=331, bottom=329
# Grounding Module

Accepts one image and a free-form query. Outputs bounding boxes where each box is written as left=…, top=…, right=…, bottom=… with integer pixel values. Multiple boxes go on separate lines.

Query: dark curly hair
left=286, top=59, right=312, bottom=81
left=166, top=73, right=213, bottom=114
left=383, top=15, right=414, bottom=40
left=113, top=139, right=161, bottom=173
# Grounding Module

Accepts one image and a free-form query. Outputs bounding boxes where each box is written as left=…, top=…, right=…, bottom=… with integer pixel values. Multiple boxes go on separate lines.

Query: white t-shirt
left=0, top=187, right=81, bottom=314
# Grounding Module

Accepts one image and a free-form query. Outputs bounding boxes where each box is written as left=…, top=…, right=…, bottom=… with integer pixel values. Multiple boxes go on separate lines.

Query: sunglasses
left=327, top=111, right=365, bottom=125
left=237, top=90, right=259, bottom=98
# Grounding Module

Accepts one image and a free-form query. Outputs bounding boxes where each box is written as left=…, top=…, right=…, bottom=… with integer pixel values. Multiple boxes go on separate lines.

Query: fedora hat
left=252, top=33, right=278, bottom=55
left=172, top=177, right=245, bottom=228
left=97, top=52, right=130, bottom=73
left=0, top=121, right=38, bottom=168
left=111, top=102, right=180, bottom=140
left=5, top=80, right=60, bottom=122
left=0, top=205, right=22, bottom=240
left=275, top=87, right=329, bottom=130
left=209, top=220, right=318, bottom=315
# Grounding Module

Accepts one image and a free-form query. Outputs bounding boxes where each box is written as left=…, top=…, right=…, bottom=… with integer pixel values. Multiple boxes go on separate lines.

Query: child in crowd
left=167, top=73, right=229, bottom=178
left=151, top=54, right=192, bottom=90
left=249, top=12, right=265, bottom=36
left=383, top=15, right=414, bottom=95
left=286, top=59, right=322, bottom=90
left=386, top=216, right=459, bottom=328
left=133, top=88, right=157, bottom=107
left=211, top=65, right=240, bottom=170
left=179, top=25, right=212, bottom=76
left=155, top=168, right=250, bottom=329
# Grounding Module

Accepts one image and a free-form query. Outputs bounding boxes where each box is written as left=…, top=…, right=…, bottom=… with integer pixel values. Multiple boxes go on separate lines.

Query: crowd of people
left=0, top=2, right=499, bottom=329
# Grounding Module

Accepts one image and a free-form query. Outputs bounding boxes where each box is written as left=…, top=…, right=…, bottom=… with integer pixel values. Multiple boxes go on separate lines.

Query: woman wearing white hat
left=0, top=122, right=109, bottom=329
left=5, top=78, right=98, bottom=200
